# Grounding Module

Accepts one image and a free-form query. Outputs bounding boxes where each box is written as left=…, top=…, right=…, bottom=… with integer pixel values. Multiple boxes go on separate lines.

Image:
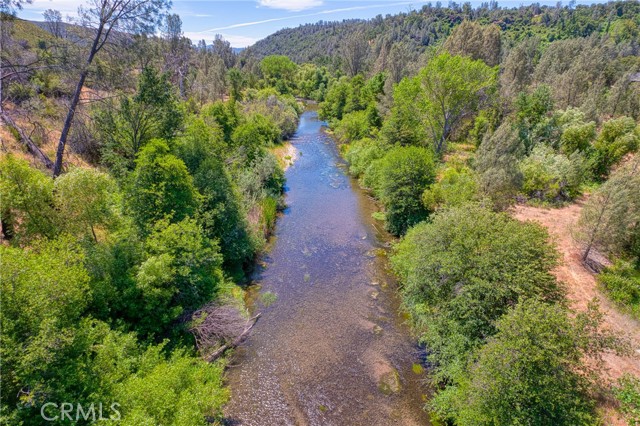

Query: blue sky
left=18, top=0, right=606, bottom=47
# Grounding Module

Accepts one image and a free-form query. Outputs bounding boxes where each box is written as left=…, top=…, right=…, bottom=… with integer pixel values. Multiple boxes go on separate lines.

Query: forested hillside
left=1, top=0, right=640, bottom=424
left=245, top=1, right=640, bottom=70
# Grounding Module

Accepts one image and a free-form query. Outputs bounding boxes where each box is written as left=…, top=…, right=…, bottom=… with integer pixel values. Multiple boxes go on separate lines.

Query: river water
left=223, top=111, right=430, bottom=426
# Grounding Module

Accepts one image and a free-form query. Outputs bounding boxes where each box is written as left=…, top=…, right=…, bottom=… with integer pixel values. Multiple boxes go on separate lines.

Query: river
left=223, top=110, right=431, bottom=426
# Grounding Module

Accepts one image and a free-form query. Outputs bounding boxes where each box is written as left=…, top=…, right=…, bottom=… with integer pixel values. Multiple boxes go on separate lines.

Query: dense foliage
left=0, top=22, right=299, bottom=422
left=2, top=1, right=640, bottom=424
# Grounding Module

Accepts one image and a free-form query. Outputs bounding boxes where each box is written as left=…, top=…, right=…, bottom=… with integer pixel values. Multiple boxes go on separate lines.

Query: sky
left=17, top=0, right=607, bottom=48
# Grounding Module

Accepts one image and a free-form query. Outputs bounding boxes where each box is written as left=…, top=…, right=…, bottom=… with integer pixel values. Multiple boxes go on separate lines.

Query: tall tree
left=43, top=9, right=64, bottom=38
left=417, top=53, right=497, bottom=154
left=577, top=158, right=640, bottom=264
left=52, top=0, right=169, bottom=177
left=342, top=30, right=369, bottom=76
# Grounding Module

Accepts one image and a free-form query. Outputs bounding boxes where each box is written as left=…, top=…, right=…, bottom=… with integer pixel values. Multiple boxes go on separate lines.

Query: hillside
left=244, top=0, right=640, bottom=69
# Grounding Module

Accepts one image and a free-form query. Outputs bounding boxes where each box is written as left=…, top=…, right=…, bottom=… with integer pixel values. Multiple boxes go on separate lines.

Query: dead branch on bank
left=190, top=303, right=261, bottom=362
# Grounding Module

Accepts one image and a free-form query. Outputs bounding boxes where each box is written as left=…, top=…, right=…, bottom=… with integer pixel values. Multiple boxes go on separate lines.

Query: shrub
left=7, top=82, right=35, bottom=104
left=334, top=110, right=371, bottom=142
left=557, top=108, right=596, bottom=155
left=365, top=146, right=436, bottom=235
left=344, top=137, right=387, bottom=177
left=422, top=165, right=477, bottom=210
left=614, top=374, right=640, bottom=426
left=599, top=260, right=640, bottom=319
left=592, top=116, right=639, bottom=178
left=519, top=144, right=586, bottom=201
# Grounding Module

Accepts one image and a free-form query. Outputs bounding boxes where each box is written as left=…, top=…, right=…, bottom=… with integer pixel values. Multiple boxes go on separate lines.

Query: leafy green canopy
left=443, top=300, right=606, bottom=426
left=392, top=205, right=561, bottom=382
left=364, top=146, right=436, bottom=235
left=128, top=139, right=200, bottom=233
left=383, top=53, right=497, bottom=153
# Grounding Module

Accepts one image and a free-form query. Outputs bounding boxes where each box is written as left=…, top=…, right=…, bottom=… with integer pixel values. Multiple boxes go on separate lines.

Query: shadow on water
left=223, top=111, right=431, bottom=426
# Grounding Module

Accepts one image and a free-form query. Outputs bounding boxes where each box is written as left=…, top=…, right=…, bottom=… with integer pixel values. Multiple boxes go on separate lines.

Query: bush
left=614, top=374, right=640, bottom=426
left=242, top=91, right=300, bottom=139
left=7, top=82, right=35, bottom=104
left=232, top=113, right=281, bottom=162
left=392, top=205, right=561, bottom=383
left=365, top=146, right=436, bottom=235
left=592, top=116, right=639, bottom=178
left=519, top=144, right=586, bottom=201
left=334, top=110, right=371, bottom=142
left=113, top=347, right=229, bottom=426
left=422, top=165, right=477, bottom=210
left=344, top=137, right=387, bottom=177
left=441, top=300, right=602, bottom=426
left=558, top=109, right=596, bottom=155
left=599, top=260, right=640, bottom=319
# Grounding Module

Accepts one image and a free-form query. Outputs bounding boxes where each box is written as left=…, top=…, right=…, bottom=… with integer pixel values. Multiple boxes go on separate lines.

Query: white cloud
left=199, top=1, right=425, bottom=33
left=258, top=0, right=323, bottom=12
left=183, top=32, right=258, bottom=48
left=21, top=0, right=82, bottom=16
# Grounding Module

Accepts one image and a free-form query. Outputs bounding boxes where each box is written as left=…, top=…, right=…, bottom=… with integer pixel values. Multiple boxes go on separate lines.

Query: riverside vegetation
left=1, top=0, right=640, bottom=425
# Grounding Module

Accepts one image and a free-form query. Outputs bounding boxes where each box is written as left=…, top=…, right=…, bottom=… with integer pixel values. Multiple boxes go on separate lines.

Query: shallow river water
left=223, top=111, right=431, bottom=426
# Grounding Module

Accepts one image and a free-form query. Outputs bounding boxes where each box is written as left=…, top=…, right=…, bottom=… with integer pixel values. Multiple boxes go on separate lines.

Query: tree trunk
left=53, top=69, right=88, bottom=177
left=53, top=23, right=104, bottom=177
left=0, top=112, right=54, bottom=168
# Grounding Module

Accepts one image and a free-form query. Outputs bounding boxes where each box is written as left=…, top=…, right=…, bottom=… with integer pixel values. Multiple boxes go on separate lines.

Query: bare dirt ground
left=513, top=201, right=640, bottom=425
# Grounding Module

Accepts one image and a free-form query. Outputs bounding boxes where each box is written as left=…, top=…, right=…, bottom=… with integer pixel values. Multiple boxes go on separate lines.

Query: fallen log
left=1, top=112, right=54, bottom=169
left=204, top=313, right=261, bottom=362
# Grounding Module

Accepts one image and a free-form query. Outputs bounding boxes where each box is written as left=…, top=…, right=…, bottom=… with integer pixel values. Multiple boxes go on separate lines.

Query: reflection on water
left=223, top=111, right=431, bottom=426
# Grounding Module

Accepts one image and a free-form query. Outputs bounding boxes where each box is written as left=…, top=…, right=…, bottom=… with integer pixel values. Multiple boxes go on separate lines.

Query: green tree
left=54, top=167, right=120, bottom=241
left=475, top=121, right=524, bottom=210
left=98, top=68, right=183, bottom=177
left=392, top=205, right=562, bottom=384
left=417, top=53, right=497, bottom=154
left=381, top=76, right=428, bottom=146
left=515, top=85, right=556, bottom=154
left=259, top=55, right=297, bottom=94
left=128, top=140, right=200, bottom=232
left=446, top=300, right=612, bottom=426
left=365, top=146, right=436, bottom=235
left=0, top=155, right=58, bottom=242
left=135, top=218, right=223, bottom=335
left=592, top=116, right=639, bottom=178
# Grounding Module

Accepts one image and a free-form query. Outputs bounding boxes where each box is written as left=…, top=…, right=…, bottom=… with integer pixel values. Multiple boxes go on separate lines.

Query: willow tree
left=52, top=0, right=169, bottom=177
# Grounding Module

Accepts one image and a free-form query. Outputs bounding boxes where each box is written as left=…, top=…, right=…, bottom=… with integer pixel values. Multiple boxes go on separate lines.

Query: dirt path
left=513, top=201, right=640, bottom=423
left=513, top=201, right=640, bottom=377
